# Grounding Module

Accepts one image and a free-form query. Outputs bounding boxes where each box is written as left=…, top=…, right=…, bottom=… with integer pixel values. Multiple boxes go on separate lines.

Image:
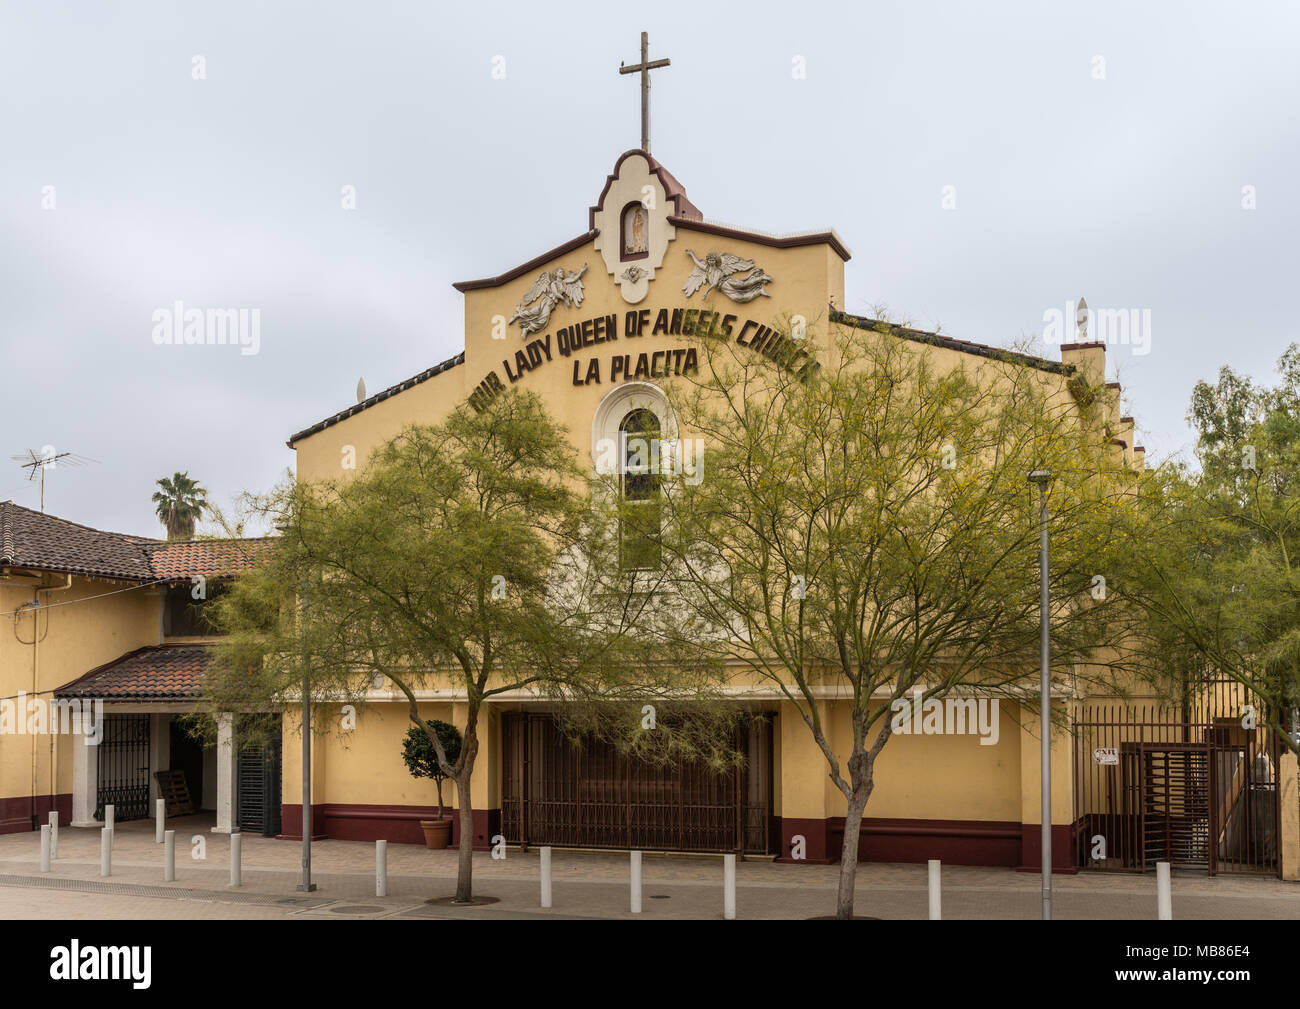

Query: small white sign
left=1093, top=747, right=1119, bottom=765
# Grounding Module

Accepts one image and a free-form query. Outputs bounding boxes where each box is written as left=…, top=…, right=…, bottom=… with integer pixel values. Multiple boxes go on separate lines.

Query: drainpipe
left=33, top=575, right=73, bottom=829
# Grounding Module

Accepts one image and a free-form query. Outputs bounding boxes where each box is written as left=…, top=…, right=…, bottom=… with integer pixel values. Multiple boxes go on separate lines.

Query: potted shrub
left=402, top=719, right=462, bottom=849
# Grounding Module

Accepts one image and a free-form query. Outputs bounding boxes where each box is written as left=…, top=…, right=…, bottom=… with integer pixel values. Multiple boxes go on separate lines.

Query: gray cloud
left=2, top=0, right=1297, bottom=534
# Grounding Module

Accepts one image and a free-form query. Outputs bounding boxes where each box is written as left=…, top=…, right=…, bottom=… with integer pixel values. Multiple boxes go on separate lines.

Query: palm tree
left=152, top=472, right=208, bottom=540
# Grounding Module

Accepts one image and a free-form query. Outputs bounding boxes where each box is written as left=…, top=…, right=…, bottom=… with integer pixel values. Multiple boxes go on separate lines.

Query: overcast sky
left=2, top=0, right=1297, bottom=538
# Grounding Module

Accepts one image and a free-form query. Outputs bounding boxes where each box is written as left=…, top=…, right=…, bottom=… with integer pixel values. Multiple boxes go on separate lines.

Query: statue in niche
left=623, top=204, right=648, bottom=256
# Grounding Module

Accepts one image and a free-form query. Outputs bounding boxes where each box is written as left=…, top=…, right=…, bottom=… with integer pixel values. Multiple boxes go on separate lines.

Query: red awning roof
left=55, top=645, right=212, bottom=700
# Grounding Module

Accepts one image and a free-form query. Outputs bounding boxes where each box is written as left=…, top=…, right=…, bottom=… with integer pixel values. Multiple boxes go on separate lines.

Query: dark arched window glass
left=619, top=408, right=662, bottom=569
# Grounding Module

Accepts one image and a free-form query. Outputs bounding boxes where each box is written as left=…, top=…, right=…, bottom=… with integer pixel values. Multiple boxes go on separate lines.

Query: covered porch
left=54, top=644, right=280, bottom=836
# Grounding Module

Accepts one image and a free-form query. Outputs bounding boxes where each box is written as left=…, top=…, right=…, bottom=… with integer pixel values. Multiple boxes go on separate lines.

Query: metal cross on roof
left=619, top=32, right=670, bottom=154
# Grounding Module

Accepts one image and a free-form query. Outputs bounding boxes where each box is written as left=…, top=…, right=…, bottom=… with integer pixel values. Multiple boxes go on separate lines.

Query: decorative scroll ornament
left=682, top=250, right=773, bottom=303
left=508, top=265, right=588, bottom=338
left=621, top=265, right=648, bottom=284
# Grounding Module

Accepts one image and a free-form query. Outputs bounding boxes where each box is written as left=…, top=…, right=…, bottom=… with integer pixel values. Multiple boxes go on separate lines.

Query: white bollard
left=156, top=799, right=165, bottom=843
left=1156, top=861, right=1172, bottom=920
left=230, top=832, right=242, bottom=887
left=40, top=825, right=50, bottom=873
left=630, top=850, right=642, bottom=914
left=105, top=804, right=114, bottom=843
left=723, top=853, right=736, bottom=920
left=928, top=859, right=942, bottom=920
left=540, top=846, right=552, bottom=908
left=164, top=830, right=175, bottom=882
left=376, top=840, right=387, bottom=897
left=100, top=828, right=111, bottom=877
left=49, top=811, right=58, bottom=860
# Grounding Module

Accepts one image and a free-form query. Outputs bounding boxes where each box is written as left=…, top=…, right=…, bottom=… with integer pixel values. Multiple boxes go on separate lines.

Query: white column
left=928, top=859, right=942, bottom=920
left=1156, top=861, right=1172, bottom=920
left=230, top=832, right=242, bottom=887
left=212, top=712, right=236, bottom=834
left=723, top=853, right=736, bottom=920
left=70, top=733, right=99, bottom=827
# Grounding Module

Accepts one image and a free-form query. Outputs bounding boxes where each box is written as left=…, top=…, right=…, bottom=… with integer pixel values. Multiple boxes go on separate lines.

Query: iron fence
left=1072, top=685, right=1281, bottom=875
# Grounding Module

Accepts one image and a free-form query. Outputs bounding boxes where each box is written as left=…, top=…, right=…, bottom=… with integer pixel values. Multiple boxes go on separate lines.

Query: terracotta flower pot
left=419, top=817, right=453, bottom=849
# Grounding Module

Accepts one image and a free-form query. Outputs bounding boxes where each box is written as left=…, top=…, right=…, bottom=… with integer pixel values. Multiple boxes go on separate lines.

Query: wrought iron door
left=96, top=714, right=151, bottom=821
left=502, top=712, right=774, bottom=854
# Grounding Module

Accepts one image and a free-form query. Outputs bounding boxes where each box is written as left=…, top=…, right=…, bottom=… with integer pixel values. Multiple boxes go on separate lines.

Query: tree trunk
left=836, top=790, right=870, bottom=919
left=453, top=770, right=475, bottom=901
left=453, top=733, right=479, bottom=902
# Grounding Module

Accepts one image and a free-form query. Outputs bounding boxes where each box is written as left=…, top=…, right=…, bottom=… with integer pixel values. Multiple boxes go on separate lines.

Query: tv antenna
left=9, top=447, right=99, bottom=512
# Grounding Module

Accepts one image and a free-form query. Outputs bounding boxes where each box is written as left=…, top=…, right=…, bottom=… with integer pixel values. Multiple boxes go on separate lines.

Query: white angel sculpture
left=508, top=264, right=588, bottom=337
left=682, top=250, right=773, bottom=303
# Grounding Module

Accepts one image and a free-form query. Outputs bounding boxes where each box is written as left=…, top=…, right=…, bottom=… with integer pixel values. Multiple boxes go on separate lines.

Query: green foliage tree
left=153, top=471, right=208, bottom=540
left=402, top=720, right=462, bottom=819
left=205, top=388, right=641, bottom=902
left=640, top=319, right=1129, bottom=919
left=1102, top=345, right=1300, bottom=751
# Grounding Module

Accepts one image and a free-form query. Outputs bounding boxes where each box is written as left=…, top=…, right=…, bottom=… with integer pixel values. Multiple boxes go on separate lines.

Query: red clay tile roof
left=0, top=500, right=271, bottom=583
left=146, top=538, right=273, bottom=580
left=55, top=645, right=210, bottom=699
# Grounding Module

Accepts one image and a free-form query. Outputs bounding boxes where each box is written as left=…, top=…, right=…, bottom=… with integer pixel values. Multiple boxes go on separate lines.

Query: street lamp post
left=297, top=578, right=315, bottom=893
left=1028, top=469, right=1052, bottom=921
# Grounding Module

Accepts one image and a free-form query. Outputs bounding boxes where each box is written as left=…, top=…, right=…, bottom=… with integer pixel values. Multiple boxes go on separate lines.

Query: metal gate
left=501, top=712, right=774, bottom=854
left=96, top=714, right=151, bottom=821
left=1073, top=685, right=1281, bottom=875
left=1140, top=743, right=1211, bottom=869
left=237, top=738, right=282, bottom=837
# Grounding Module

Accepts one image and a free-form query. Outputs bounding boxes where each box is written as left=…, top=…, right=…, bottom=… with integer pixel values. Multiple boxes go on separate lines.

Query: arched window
left=619, top=407, right=662, bottom=569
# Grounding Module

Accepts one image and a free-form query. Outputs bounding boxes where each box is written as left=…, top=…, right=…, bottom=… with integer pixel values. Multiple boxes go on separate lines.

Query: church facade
left=7, top=146, right=1292, bottom=876
left=0, top=18, right=1287, bottom=884
left=280, top=148, right=1226, bottom=871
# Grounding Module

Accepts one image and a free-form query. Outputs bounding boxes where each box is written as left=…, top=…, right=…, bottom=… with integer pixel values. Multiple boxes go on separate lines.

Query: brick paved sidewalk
left=0, top=815, right=1295, bottom=919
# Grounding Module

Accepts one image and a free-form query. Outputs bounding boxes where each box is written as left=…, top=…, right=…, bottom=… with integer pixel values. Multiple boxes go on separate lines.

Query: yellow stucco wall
left=295, top=221, right=848, bottom=484
left=281, top=701, right=500, bottom=812
left=773, top=698, right=1027, bottom=823
left=0, top=575, right=160, bottom=807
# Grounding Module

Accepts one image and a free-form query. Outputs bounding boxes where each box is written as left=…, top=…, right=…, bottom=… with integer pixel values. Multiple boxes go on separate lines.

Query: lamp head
left=1027, top=470, right=1052, bottom=486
